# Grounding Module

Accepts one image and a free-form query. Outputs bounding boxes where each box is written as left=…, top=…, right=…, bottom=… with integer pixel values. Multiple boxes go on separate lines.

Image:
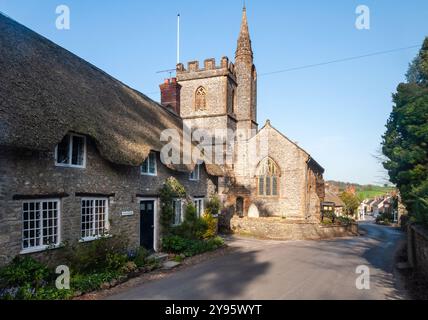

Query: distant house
left=378, top=197, right=393, bottom=215
left=371, top=198, right=385, bottom=217
left=358, top=199, right=373, bottom=216
left=322, top=191, right=345, bottom=217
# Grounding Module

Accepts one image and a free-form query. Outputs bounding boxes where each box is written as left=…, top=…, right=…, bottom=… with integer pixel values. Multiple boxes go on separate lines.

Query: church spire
left=235, top=6, right=253, bottom=61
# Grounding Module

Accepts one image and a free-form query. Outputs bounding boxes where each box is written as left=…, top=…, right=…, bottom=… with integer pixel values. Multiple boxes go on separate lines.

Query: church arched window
left=256, top=158, right=280, bottom=197
left=195, top=86, right=207, bottom=110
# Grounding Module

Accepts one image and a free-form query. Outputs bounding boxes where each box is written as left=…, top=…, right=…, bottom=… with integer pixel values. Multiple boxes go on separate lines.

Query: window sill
left=55, top=163, right=86, bottom=169
left=141, top=173, right=157, bottom=177
left=20, top=244, right=62, bottom=255
left=79, top=234, right=112, bottom=243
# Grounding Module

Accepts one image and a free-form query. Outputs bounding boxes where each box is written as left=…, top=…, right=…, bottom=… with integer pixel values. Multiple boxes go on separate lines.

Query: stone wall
left=231, top=123, right=321, bottom=220
left=0, top=141, right=218, bottom=266
left=230, top=216, right=359, bottom=241
left=407, top=224, right=428, bottom=279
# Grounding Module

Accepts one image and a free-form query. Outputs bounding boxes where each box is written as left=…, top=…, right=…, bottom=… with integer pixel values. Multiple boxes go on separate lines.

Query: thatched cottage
left=0, top=7, right=326, bottom=266
left=0, top=13, right=223, bottom=265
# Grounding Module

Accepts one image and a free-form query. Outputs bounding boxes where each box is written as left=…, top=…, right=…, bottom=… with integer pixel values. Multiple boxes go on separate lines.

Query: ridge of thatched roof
left=0, top=13, right=223, bottom=176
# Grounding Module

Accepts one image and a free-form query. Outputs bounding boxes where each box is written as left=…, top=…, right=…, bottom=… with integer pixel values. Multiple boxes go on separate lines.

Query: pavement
left=107, top=218, right=408, bottom=300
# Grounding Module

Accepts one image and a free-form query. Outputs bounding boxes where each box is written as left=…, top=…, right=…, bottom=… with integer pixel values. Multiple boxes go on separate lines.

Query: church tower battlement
left=173, top=7, right=257, bottom=136
left=159, top=7, right=258, bottom=167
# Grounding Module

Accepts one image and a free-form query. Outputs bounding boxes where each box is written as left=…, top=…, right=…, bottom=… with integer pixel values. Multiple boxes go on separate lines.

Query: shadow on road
left=109, top=247, right=271, bottom=300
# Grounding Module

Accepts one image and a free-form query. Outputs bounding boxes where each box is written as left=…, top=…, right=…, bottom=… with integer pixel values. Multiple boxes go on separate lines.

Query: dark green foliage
left=0, top=237, right=161, bottom=300
left=205, top=195, right=221, bottom=215
left=0, top=256, right=51, bottom=289
left=382, top=37, right=428, bottom=226
left=71, top=271, right=120, bottom=293
left=131, top=247, right=150, bottom=268
left=375, top=212, right=394, bottom=226
left=162, top=235, right=224, bottom=257
left=0, top=256, right=73, bottom=300
left=159, top=177, right=187, bottom=235
left=173, top=203, right=208, bottom=240
left=161, top=235, right=190, bottom=253
left=63, top=235, right=129, bottom=274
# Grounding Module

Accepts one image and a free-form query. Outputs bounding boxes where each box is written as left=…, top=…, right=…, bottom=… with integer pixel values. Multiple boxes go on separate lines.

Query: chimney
left=159, top=77, right=181, bottom=115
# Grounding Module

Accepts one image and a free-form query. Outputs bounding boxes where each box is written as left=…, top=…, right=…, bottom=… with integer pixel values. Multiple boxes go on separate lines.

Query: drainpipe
left=304, top=158, right=309, bottom=220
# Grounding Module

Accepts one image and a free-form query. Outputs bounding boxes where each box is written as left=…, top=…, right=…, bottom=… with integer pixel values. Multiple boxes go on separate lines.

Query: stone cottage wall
left=0, top=140, right=217, bottom=266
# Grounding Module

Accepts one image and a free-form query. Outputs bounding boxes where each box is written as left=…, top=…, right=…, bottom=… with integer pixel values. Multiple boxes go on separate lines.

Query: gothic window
left=257, top=158, right=280, bottom=197
left=195, top=86, right=207, bottom=110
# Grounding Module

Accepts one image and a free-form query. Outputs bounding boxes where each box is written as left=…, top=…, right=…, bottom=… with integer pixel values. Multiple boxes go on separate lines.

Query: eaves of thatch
left=0, top=13, right=223, bottom=176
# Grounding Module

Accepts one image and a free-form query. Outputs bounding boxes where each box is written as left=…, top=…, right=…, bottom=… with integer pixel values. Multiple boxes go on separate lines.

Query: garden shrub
left=162, top=235, right=225, bottom=257
left=0, top=256, right=74, bottom=300
left=337, top=216, right=354, bottom=226
left=205, top=195, right=221, bottom=216
left=0, top=256, right=51, bottom=289
left=64, top=235, right=129, bottom=274
left=173, top=203, right=208, bottom=240
left=201, top=212, right=217, bottom=239
left=159, top=177, right=187, bottom=235
left=162, top=235, right=190, bottom=253
left=132, top=247, right=150, bottom=268
left=71, top=271, right=120, bottom=293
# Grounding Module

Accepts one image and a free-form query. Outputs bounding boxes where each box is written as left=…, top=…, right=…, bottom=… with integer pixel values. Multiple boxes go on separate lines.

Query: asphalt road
left=107, top=219, right=407, bottom=300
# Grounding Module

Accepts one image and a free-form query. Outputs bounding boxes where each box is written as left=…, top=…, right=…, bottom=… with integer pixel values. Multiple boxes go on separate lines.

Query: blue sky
left=1, top=0, right=427, bottom=185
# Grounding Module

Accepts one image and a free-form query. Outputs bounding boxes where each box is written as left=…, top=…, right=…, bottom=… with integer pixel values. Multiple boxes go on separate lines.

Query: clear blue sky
left=1, top=0, right=427, bottom=185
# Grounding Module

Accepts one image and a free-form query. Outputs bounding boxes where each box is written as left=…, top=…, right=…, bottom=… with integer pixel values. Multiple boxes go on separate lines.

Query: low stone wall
left=230, top=216, right=359, bottom=241
left=408, top=224, right=428, bottom=279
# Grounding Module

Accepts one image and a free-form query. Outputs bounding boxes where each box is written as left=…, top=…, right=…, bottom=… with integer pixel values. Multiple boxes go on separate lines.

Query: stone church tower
left=158, top=7, right=258, bottom=169
left=235, top=6, right=258, bottom=134
left=161, top=7, right=257, bottom=159
left=159, top=7, right=325, bottom=221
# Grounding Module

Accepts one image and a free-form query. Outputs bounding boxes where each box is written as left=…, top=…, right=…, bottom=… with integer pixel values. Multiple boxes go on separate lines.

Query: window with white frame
left=193, top=198, right=205, bottom=217
left=55, top=133, right=86, bottom=168
left=172, top=199, right=183, bottom=225
left=141, top=151, right=157, bottom=176
left=189, top=164, right=201, bottom=181
left=81, top=198, right=109, bottom=240
left=22, top=199, right=60, bottom=252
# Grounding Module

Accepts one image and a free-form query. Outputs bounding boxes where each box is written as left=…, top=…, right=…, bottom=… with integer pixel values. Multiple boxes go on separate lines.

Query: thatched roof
left=324, top=191, right=345, bottom=207
left=0, top=13, right=223, bottom=176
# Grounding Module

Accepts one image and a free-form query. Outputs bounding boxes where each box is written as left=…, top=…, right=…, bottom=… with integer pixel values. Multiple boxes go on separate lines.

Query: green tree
left=382, top=37, right=428, bottom=226
left=339, top=191, right=360, bottom=217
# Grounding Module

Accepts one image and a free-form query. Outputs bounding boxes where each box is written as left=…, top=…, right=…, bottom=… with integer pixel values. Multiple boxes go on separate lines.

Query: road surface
left=107, top=219, right=407, bottom=300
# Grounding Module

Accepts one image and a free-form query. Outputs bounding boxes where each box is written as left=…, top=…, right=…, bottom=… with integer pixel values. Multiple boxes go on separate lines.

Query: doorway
left=236, top=197, right=244, bottom=217
left=140, top=200, right=155, bottom=250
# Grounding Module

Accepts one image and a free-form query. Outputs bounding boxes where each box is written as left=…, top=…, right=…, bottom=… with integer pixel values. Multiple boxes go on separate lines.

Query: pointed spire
left=235, top=6, right=253, bottom=61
